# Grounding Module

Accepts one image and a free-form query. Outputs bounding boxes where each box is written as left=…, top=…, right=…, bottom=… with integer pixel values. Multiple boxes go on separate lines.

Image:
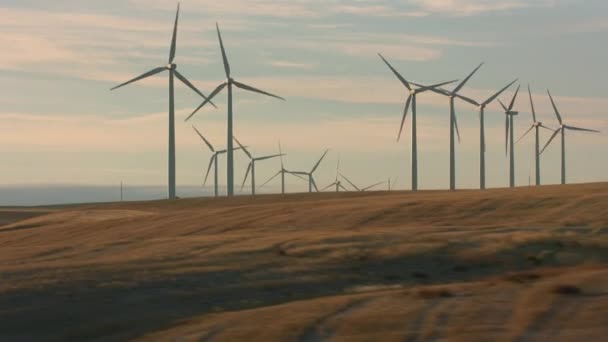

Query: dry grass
left=0, top=183, right=607, bottom=341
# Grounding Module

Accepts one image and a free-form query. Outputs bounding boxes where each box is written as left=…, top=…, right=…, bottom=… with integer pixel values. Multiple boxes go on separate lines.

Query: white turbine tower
left=233, top=138, right=284, bottom=196
left=516, top=85, right=554, bottom=186
left=378, top=53, right=456, bottom=191
left=449, top=79, right=518, bottom=189
left=541, top=90, right=600, bottom=184
left=288, top=150, right=329, bottom=193
left=192, top=126, right=243, bottom=197
left=497, top=85, right=521, bottom=188
left=421, top=62, right=484, bottom=191
left=111, top=4, right=214, bottom=199
left=185, top=23, right=285, bottom=197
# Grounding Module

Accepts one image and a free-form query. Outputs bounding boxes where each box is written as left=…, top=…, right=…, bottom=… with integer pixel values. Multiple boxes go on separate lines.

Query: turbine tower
left=111, top=4, right=214, bottom=199
left=541, top=90, right=600, bottom=184
left=448, top=79, right=518, bottom=189
left=233, top=138, right=284, bottom=196
left=421, top=63, right=484, bottom=191
left=378, top=53, right=456, bottom=191
left=497, top=85, right=521, bottom=188
left=516, top=85, right=554, bottom=186
left=288, top=150, right=329, bottom=193
left=185, top=23, right=285, bottom=197
left=192, top=126, right=243, bottom=197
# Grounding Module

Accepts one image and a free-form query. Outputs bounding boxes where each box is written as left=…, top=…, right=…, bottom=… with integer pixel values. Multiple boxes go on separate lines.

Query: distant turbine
left=516, top=84, right=554, bottom=186
left=185, top=23, right=285, bottom=197
left=388, top=175, right=399, bottom=191
left=340, top=173, right=385, bottom=192
left=233, top=138, right=284, bottom=196
left=421, top=62, right=484, bottom=191
left=192, top=126, right=243, bottom=197
left=288, top=150, right=329, bottom=193
left=378, top=53, right=457, bottom=191
left=322, top=155, right=349, bottom=192
left=497, top=85, right=521, bottom=188
left=110, top=4, right=214, bottom=200
left=448, top=79, right=518, bottom=189
left=541, top=90, right=600, bottom=184
left=260, top=142, right=305, bottom=194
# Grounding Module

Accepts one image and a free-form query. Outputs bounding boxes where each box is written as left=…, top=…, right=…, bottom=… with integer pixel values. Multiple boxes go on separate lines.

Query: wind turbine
left=233, top=138, right=284, bottom=196
left=446, top=79, right=518, bottom=189
left=340, top=173, right=385, bottom=192
left=110, top=4, right=214, bottom=200
left=540, top=90, right=600, bottom=184
left=516, top=85, right=554, bottom=186
left=192, top=126, right=243, bottom=197
left=420, top=63, right=484, bottom=191
left=321, top=156, right=349, bottom=192
left=497, top=85, right=521, bottom=188
left=288, top=150, right=329, bottom=193
left=185, top=23, right=285, bottom=197
left=378, top=53, right=457, bottom=191
left=259, top=142, right=305, bottom=194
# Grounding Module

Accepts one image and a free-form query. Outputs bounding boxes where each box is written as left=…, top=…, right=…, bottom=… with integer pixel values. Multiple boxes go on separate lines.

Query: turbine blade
left=547, top=90, right=563, bottom=124
left=256, top=153, right=284, bottom=162
left=482, top=79, right=518, bottom=106
left=508, top=84, right=521, bottom=111
left=321, top=182, right=337, bottom=191
left=516, top=125, right=535, bottom=144
left=174, top=70, right=217, bottom=108
left=454, top=93, right=479, bottom=106
left=340, top=172, right=360, bottom=191
left=565, top=125, right=600, bottom=133
left=287, top=172, right=308, bottom=182
left=260, top=171, right=281, bottom=188
left=453, top=62, right=484, bottom=94
left=311, top=177, right=319, bottom=192
left=378, top=53, right=411, bottom=90
left=311, top=149, right=329, bottom=173
left=232, top=81, right=285, bottom=101
left=216, top=23, right=230, bottom=78
left=497, top=98, right=508, bottom=112
left=185, top=82, right=227, bottom=121
left=241, top=162, right=252, bottom=192
left=110, top=67, right=166, bottom=91
left=168, top=3, right=180, bottom=63
left=335, top=154, right=341, bottom=180
left=363, top=181, right=384, bottom=191
left=192, top=125, right=215, bottom=152
left=203, top=154, right=216, bottom=186
left=417, top=79, right=458, bottom=93
left=454, top=112, right=461, bottom=143
left=540, top=128, right=561, bottom=155
left=528, top=84, right=537, bottom=123
left=397, top=95, right=412, bottom=141
left=338, top=183, right=350, bottom=192
left=233, top=137, right=252, bottom=159
left=539, top=124, right=555, bottom=132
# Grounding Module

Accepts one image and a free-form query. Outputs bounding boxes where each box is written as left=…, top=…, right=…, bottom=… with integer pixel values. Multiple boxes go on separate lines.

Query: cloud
left=407, top=0, right=570, bottom=16
left=267, top=60, right=318, bottom=70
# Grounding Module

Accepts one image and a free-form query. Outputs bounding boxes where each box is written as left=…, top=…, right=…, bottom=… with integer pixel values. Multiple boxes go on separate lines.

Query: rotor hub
left=167, top=63, right=176, bottom=70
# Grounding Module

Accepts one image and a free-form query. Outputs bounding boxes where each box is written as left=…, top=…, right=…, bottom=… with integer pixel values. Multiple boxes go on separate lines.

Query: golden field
left=1, top=183, right=607, bottom=341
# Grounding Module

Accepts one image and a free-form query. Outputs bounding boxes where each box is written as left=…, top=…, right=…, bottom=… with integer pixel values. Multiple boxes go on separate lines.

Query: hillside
left=1, top=183, right=607, bottom=341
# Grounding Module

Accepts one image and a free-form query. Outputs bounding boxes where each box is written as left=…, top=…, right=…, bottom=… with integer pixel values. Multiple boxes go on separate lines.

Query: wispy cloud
left=267, top=60, right=318, bottom=70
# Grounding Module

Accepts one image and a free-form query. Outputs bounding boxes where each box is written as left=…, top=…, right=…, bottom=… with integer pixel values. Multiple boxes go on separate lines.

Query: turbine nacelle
left=166, top=63, right=176, bottom=70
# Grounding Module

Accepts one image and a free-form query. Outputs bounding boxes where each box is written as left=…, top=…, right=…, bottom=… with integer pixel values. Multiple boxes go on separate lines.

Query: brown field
left=1, top=183, right=607, bottom=341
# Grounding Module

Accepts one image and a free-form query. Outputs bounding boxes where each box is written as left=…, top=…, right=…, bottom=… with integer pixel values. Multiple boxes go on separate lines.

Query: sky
left=1, top=0, right=607, bottom=198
